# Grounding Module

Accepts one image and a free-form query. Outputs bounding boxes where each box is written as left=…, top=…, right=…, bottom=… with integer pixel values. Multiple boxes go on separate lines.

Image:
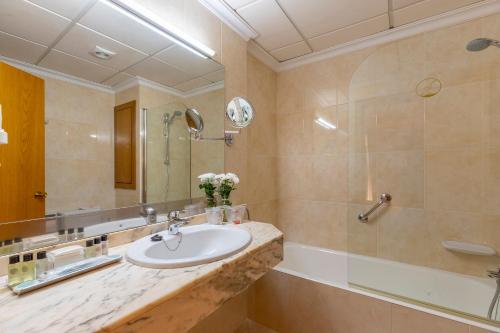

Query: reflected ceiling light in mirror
left=314, top=117, right=336, bottom=130
left=102, top=0, right=216, bottom=59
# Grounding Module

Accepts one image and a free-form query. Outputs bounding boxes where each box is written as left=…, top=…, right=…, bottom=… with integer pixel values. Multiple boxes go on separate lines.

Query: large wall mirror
left=0, top=0, right=224, bottom=255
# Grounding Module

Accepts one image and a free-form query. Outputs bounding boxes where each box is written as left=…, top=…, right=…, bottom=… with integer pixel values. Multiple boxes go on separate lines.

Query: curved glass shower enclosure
left=347, top=14, right=500, bottom=324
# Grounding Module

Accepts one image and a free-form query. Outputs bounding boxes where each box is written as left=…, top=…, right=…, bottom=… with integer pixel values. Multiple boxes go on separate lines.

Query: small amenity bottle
left=36, top=251, right=50, bottom=279
left=13, top=237, right=23, bottom=252
left=67, top=228, right=76, bottom=241
left=3, top=239, right=12, bottom=254
left=58, top=229, right=66, bottom=242
left=21, top=253, right=35, bottom=282
left=8, top=255, right=22, bottom=287
left=77, top=227, right=84, bottom=239
left=101, top=235, right=108, bottom=256
left=94, top=237, right=102, bottom=256
left=84, top=240, right=95, bottom=258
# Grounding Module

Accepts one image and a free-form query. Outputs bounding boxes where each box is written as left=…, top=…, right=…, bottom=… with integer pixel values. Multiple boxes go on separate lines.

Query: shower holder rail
left=357, top=193, right=392, bottom=222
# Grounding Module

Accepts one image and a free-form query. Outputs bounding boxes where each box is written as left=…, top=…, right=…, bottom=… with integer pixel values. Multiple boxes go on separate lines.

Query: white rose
left=198, top=173, right=216, bottom=182
left=226, top=173, right=239, bottom=184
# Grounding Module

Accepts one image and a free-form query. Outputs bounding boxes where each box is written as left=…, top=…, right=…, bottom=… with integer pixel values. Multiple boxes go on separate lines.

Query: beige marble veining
left=0, top=222, right=283, bottom=333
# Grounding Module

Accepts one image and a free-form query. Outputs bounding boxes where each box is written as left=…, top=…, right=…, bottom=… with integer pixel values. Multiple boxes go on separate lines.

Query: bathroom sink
left=126, top=224, right=252, bottom=268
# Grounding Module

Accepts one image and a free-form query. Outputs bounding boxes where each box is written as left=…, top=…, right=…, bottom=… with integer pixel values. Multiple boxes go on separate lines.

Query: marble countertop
left=0, top=222, right=283, bottom=333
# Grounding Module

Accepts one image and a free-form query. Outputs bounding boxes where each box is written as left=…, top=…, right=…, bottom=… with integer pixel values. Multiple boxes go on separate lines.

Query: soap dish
left=11, top=254, right=122, bottom=295
left=442, top=241, right=496, bottom=256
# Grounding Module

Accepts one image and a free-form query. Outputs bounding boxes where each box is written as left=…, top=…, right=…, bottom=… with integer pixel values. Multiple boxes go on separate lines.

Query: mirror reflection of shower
left=162, top=111, right=182, bottom=166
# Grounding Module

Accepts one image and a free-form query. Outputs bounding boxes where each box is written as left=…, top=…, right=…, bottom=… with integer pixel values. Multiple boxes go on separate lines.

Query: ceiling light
left=101, top=0, right=215, bottom=59
left=314, top=117, right=336, bottom=130
left=91, top=46, right=116, bottom=60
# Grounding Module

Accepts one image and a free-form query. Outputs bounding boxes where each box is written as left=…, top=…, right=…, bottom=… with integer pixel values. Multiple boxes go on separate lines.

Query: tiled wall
left=248, top=270, right=495, bottom=333
left=276, top=12, right=500, bottom=277
left=45, top=77, right=115, bottom=213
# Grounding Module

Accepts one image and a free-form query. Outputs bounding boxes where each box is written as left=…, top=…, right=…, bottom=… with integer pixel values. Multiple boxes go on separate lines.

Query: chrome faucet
left=141, top=206, right=157, bottom=224
left=167, top=210, right=190, bottom=235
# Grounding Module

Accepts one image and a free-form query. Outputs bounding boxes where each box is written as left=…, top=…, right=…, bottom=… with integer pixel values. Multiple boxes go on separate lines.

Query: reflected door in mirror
left=0, top=62, right=45, bottom=225
left=114, top=100, right=136, bottom=189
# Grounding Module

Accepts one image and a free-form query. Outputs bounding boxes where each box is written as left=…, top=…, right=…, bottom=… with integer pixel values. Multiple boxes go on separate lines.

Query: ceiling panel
left=237, top=0, right=303, bottom=51
left=224, top=0, right=258, bottom=10
left=174, top=77, right=212, bottom=92
left=269, top=41, right=311, bottom=61
left=308, top=15, right=389, bottom=51
left=101, top=72, right=134, bottom=86
left=28, top=0, right=93, bottom=20
left=39, top=49, right=116, bottom=82
left=154, top=45, right=223, bottom=77
left=126, top=58, right=194, bottom=87
left=277, top=0, right=388, bottom=38
left=203, top=69, right=224, bottom=83
left=0, top=31, right=47, bottom=64
left=54, top=24, right=148, bottom=71
left=0, top=0, right=70, bottom=46
left=79, top=0, right=173, bottom=55
left=392, top=0, right=483, bottom=26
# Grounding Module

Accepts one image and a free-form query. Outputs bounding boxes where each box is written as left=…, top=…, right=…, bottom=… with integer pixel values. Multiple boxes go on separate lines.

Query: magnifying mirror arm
left=191, top=130, right=240, bottom=146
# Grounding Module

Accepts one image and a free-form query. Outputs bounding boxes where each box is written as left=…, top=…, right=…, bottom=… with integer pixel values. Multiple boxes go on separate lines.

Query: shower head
left=466, top=38, right=500, bottom=52
left=163, top=111, right=182, bottom=125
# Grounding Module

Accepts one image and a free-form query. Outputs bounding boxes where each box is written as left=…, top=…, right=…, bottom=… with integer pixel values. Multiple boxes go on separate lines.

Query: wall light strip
left=102, top=0, right=215, bottom=59
left=314, top=117, right=336, bottom=130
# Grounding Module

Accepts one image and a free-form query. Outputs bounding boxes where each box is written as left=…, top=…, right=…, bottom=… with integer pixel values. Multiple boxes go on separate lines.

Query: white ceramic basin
left=126, top=224, right=252, bottom=268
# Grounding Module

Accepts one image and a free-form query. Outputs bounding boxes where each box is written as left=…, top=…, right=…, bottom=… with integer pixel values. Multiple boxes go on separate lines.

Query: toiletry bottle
left=58, top=229, right=66, bottom=242
left=3, top=239, right=12, bottom=254
left=84, top=240, right=95, bottom=258
left=36, top=251, right=50, bottom=279
left=67, top=228, right=76, bottom=241
left=101, top=235, right=108, bottom=255
left=77, top=227, right=84, bottom=239
left=7, top=255, right=22, bottom=287
left=21, top=253, right=35, bottom=282
left=14, top=237, right=23, bottom=252
left=94, top=237, right=102, bottom=256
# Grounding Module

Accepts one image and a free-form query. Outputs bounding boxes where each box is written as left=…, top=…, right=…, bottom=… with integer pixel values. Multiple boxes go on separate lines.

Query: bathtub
left=274, top=242, right=500, bottom=332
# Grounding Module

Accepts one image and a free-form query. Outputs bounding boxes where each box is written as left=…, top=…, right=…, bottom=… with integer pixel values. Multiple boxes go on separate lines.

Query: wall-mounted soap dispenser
left=0, top=104, right=8, bottom=145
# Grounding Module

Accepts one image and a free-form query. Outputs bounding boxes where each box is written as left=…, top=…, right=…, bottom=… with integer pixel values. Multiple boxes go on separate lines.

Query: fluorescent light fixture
left=314, top=117, right=336, bottom=130
left=102, top=0, right=215, bottom=59
left=0, top=105, right=8, bottom=144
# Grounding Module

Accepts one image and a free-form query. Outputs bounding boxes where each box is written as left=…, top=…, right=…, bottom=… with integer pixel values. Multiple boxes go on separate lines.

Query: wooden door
left=114, top=100, right=136, bottom=189
left=0, top=62, right=45, bottom=230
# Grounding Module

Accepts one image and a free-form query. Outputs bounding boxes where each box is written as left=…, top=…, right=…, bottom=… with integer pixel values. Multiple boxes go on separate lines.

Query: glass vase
left=206, top=197, right=217, bottom=208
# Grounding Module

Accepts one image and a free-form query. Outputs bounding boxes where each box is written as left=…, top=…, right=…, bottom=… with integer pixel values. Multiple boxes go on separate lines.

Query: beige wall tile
left=425, top=82, right=486, bottom=150
left=45, top=78, right=115, bottom=213
left=425, top=148, right=482, bottom=213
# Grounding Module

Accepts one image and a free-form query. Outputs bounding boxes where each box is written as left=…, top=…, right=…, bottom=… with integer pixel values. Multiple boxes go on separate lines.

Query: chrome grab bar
left=358, top=193, right=392, bottom=222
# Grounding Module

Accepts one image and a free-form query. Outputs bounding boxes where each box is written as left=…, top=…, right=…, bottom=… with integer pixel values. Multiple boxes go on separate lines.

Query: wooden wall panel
left=114, top=100, right=136, bottom=189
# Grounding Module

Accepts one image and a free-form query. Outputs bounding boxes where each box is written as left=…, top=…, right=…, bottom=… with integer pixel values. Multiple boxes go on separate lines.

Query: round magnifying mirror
left=226, top=97, right=254, bottom=128
left=185, top=108, right=204, bottom=134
